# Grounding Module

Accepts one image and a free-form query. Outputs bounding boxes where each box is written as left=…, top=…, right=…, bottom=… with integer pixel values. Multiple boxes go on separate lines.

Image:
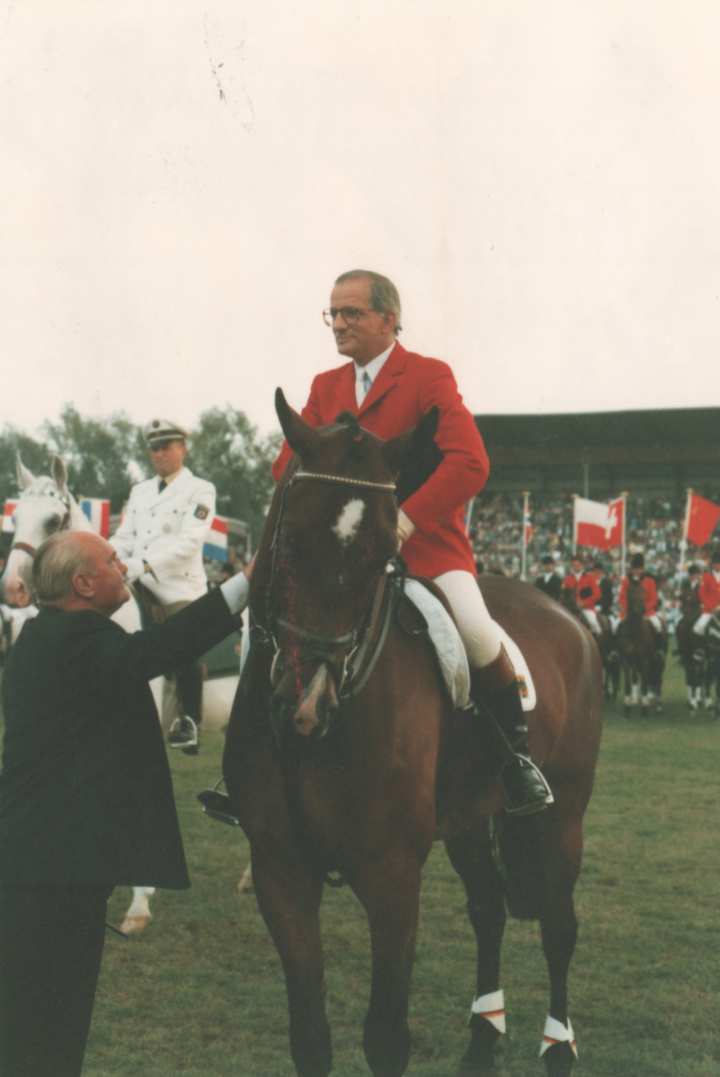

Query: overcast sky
left=2, top=1, right=719, bottom=442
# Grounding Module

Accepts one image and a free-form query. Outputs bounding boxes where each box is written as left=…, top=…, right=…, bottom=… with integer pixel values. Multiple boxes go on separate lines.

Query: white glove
left=396, top=509, right=415, bottom=548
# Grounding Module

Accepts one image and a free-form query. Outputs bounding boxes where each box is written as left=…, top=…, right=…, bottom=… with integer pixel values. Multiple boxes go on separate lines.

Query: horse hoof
left=543, top=1041, right=576, bottom=1076
left=119, top=914, right=151, bottom=935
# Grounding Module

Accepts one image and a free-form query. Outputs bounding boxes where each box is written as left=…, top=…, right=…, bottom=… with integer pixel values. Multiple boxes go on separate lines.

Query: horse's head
left=1, top=454, right=80, bottom=606
left=260, top=389, right=431, bottom=740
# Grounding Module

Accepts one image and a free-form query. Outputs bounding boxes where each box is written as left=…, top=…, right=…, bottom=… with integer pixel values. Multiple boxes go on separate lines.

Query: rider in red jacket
left=693, top=548, right=720, bottom=636
left=562, top=555, right=602, bottom=635
left=272, top=269, right=552, bottom=816
left=618, top=552, right=665, bottom=644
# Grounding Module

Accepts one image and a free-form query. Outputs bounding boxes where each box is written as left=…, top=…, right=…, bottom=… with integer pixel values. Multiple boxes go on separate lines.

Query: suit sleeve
left=400, top=361, right=489, bottom=532
left=78, top=589, right=239, bottom=687
left=272, top=376, right=326, bottom=482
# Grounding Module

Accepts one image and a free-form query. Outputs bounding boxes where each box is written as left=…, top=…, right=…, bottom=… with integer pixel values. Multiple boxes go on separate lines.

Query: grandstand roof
left=474, top=407, right=719, bottom=450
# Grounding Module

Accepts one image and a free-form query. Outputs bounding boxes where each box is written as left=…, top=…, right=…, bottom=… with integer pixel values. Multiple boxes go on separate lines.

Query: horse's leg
left=120, top=886, right=156, bottom=935
left=445, top=830, right=507, bottom=1076
left=352, top=852, right=423, bottom=1077
left=538, top=808, right=582, bottom=1077
left=252, top=848, right=331, bottom=1077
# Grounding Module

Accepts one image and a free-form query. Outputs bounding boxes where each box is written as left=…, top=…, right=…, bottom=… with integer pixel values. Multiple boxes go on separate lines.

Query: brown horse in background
left=617, top=579, right=664, bottom=716
left=223, top=392, right=603, bottom=1077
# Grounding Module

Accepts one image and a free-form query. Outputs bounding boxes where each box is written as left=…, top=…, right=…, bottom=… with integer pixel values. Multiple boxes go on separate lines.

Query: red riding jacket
left=562, top=571, right=600, bottom=611
left=699, top=570, right=720, bottom=613
left=619, top=573, right=658, bottom=618
left=272, top=342, right=489, bottom=578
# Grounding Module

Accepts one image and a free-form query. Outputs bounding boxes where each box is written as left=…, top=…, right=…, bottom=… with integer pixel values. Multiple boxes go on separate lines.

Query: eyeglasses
left=322, top=307, right=375, bottom=327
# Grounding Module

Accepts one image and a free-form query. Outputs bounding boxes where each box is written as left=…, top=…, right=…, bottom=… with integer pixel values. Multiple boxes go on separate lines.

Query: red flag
left=2, top=500, right=18, bottom=534
left=686, top=493, right=720, bottom=546
left=523, top=507, right=534, bottom=545
left=574, top=496, right=624, bottom=550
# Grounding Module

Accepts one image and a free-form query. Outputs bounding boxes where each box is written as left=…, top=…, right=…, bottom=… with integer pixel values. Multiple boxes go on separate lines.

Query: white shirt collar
left=354, top=342, right=395, bottom=396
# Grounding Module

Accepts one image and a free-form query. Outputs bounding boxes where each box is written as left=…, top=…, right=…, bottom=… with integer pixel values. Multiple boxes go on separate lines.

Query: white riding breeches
left=581, top=609, right=601, bottom=635
left=694, top=612, right=712, bottom=636
left=433, top=570, right=503, bottom=669
left=648, top=614, right=663, bottom=632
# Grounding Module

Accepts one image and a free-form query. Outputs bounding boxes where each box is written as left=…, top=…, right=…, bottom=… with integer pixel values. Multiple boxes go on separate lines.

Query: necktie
left=358, top=370, right=372, bottom=405
left=158, top=479, right=167, bottom=493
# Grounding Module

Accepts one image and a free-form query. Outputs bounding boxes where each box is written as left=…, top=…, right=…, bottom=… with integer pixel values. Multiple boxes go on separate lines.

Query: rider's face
left=328, top=278, right=396, bottom=367
left=149, top=439, right=186, bottom=478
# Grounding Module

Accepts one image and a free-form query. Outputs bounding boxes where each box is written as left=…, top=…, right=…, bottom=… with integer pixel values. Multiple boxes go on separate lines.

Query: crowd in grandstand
left=470, top=491, right=720, bottom=632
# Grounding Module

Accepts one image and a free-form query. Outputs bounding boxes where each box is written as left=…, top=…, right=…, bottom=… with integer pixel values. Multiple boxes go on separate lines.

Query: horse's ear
left=15, top=453, right=34, bottom=491
left=51, top=456, right=69, bottom=496
left=275, top=388, right=322, bottom=459
left=381, top=407, right=440, bottom=477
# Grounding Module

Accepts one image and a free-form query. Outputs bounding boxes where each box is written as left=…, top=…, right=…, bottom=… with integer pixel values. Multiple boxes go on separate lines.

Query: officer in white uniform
left=111, top=419, right=216, bottom=751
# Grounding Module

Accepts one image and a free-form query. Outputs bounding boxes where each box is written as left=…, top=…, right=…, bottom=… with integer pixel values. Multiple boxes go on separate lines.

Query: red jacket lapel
left=358, top=342, right=407, bottom=417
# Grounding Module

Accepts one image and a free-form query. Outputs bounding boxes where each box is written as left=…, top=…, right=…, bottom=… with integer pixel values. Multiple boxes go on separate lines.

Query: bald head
left=33, top=531, right=129, bottom=615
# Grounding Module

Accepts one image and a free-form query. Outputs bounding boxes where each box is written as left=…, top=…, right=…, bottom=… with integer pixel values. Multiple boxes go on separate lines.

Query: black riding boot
left=471, top=660, right=554, bottom=817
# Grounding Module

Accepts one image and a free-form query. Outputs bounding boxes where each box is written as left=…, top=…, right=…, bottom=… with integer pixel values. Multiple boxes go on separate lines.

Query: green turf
left=6, top=657, right=720, bottom=1075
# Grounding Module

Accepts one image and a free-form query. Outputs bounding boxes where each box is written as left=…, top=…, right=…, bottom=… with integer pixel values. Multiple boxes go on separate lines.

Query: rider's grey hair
left=335, top=270, right=402, bottom=333
left=33, top=532, right=94, bottom=606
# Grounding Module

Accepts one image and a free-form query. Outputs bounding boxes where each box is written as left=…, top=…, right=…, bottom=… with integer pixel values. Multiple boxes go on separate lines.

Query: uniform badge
left=194, top=504, right=209, bottom=520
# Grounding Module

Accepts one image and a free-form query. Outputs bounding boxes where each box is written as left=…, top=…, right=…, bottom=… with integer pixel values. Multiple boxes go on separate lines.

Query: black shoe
left=500, top=754, right=554, bottom=816
left=197, top=790, right=240, bottom=827
left=479, top=680, right=554, bottom=816
left=168, top=716, right=198, bottom=750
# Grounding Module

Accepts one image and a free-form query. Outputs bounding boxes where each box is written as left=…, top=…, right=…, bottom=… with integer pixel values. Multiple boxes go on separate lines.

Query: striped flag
left=2, top=500, right=18, bottom=534
left=79, top=498, right=111, bottom=538
left=203, top=516, right=229, bottom=562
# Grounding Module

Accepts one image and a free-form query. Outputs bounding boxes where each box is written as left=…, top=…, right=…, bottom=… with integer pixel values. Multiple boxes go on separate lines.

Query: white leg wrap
left=539, top=1016, right=577, bottom=1059
left=470, top=989, right=506, bottom=1034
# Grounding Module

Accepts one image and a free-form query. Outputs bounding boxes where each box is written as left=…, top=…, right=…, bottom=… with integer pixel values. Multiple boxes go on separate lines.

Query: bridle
left=261, top=466, right=401, bottom=701
left=8, top=491, right=72, bottom=561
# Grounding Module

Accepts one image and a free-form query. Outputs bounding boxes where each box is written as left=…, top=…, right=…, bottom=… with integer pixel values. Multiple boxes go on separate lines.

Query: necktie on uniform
left=358, top=370, right=372, bottom=405
left=158, top=479, right=167, bottom=493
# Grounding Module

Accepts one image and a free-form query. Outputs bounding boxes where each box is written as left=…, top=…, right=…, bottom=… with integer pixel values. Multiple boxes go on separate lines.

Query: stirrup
left=502, top=755, right=554, bottom=817
left=198, top=780, right=240, bottom=827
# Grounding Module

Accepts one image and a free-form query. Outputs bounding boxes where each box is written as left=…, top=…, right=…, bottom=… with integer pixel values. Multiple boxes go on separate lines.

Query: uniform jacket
left=0, top=589, right=235, bottom=888
left=272, top=343, right=490, bottom=577
left=534, top=572, right=562, bottom=601
left=562, top=571, right=601, bottom=610
left=699, top=570, right=720, bottom=613
left=619, top=573, right=658, bottom=617
left=111, top=467, right=216, bottom=604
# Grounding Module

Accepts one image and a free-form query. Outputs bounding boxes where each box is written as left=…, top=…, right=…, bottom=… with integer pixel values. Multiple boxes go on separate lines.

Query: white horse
left=1, top=453, right=163, bottom=934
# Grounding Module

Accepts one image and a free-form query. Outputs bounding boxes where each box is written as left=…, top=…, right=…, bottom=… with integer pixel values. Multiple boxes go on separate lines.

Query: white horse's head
left=1, top=453, right=90, bottom=606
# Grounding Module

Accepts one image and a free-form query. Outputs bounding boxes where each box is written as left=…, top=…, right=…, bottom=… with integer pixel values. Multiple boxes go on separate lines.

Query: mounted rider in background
left=272, top=268, right=552, bottom=816
left=618, top=552, right=667, bottom=652
left=562, top=554, right=602, bottom=636
left=110, top=420, right=216, bottom=754
left=693, top=548, right=720, bottom=638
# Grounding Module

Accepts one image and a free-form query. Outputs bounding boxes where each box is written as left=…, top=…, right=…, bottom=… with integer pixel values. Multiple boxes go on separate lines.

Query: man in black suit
left=534, top=554, right=562, bottom=601
left=0, top=530, right=251, bottom=1077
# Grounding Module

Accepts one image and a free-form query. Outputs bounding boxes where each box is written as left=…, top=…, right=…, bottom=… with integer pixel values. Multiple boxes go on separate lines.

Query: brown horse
left=223, top=392, right=603, bottom=1077
left=616, top=580, right=663, bottom=716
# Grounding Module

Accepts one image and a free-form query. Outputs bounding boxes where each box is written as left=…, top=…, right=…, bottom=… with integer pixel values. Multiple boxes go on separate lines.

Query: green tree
left=188, top=407, right=280, bottom=546
left=41, top=406, right=146, bottom=510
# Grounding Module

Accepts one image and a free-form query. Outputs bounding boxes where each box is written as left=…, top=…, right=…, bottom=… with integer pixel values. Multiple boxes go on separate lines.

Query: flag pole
left=521, top=490, right=529, bottom=581
left=572, top=495, right=577, bottom=556
left=620, top=491, right=628, bottom=579
left=679, top=488, right=692, bottom=576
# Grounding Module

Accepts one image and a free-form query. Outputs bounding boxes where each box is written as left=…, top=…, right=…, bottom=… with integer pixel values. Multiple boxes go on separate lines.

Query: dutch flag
left=203, top=516, right=229, bottom=562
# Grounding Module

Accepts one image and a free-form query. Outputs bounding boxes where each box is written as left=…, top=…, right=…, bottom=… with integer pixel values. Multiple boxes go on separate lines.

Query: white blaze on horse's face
left=332, top=498, right=365, bottom=547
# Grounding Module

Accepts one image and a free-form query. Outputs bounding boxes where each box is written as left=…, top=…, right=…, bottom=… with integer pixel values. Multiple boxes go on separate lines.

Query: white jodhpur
left=433, top=570, right=504, bottom=669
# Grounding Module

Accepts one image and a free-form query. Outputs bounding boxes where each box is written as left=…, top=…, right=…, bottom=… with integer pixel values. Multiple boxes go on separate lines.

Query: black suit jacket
left=534, top=572, right=562, bottom=601
left=0, top=589, right=235, bottom=889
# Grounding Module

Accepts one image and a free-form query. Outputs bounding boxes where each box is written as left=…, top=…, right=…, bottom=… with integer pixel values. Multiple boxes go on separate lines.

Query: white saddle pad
left=403, top=580, right=536, bottom=712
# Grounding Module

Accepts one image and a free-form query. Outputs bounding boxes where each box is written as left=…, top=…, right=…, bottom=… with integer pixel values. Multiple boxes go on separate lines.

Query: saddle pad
left=403, top=579, right=470, bottom=709
left=403, top=580, right=537, bottom=712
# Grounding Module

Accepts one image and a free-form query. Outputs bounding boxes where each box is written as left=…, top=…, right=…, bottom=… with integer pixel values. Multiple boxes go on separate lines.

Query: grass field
left=9, top=656, right=720, bottom=1076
